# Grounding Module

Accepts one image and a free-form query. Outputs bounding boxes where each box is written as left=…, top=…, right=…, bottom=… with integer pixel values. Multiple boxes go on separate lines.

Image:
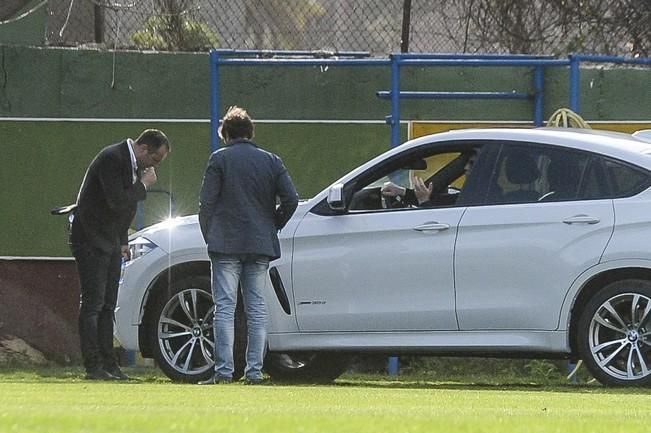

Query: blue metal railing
left=381, top=54, right=576, bottom=147
left=568, top=54, right=651, bottom=113
left=209, top=50, right=650, bottom=151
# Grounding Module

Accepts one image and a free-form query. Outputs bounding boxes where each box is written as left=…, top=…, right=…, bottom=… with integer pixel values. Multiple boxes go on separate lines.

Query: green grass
left=0, top=368, right=650, bottom=433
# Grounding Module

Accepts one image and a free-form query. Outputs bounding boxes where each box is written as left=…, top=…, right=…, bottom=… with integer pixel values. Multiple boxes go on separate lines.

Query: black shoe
left=198, top=375, right=232, bottom=385
left=244, top=377, right=265, bottom=385
left=84, top=368, right=115, bottom=381
left=105, top=367, right=129, bottom=381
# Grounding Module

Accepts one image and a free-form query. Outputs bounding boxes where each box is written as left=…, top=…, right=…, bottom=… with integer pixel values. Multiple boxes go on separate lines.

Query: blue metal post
left=569, top=55, right=581, bottom=113
left=210, top=50, right=220, bottom=153
left=567, top=361, right=578, bottom=384
left=390, top=54, right=401, bottom=148
left=128, top=200, right=146, bottom=366
left=388, top=356, right=399, bottom=376
left=135, top=201, right=144, bottom=230
left=533, top=65, right=544, bottom=126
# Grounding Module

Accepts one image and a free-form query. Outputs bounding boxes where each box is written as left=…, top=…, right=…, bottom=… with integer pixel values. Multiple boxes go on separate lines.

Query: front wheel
left=577, top=279, right=651, bottom=386
left=148, top=276, right=246, bottom=383
left=264, top=352, right=351, bottom=384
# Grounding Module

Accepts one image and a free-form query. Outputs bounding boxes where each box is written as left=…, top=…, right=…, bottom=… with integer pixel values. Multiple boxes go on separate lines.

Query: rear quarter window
left=603, top=159, right=651, bottom=198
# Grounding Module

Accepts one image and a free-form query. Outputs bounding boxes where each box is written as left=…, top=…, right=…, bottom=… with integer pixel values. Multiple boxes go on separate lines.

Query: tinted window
left=603, top=159, right=650, bottom=197
left=581, top=158, right=610, bottom=200
left=486, top=144, right=589, bottom=205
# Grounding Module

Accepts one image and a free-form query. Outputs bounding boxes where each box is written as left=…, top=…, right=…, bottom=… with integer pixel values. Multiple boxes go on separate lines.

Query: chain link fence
left=16, top=0, right=651, bottom=55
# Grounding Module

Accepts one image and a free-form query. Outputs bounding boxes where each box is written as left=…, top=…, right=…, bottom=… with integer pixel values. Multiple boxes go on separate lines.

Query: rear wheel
left=577, top=279, right=651, bottom=387
left=149, top=276, right=246, bottom=383
left=264, top=352, right=351, bottom=384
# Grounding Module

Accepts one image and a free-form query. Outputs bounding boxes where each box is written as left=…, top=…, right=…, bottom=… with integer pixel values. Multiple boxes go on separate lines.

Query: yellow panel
left=409, top=121, right=651, bottom=139
left=409, top=121, right=530, bottom=139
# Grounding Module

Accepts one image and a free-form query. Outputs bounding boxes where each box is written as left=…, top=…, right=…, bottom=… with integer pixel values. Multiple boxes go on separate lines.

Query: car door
left=291, top=143, right=483, bottom=332
left=292, top=207, right=463, bottom=332
left=454, top=143, right=615, bottom=330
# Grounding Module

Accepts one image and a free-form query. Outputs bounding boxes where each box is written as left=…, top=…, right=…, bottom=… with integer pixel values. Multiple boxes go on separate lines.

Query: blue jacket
left=198, top=140, right=298, bottom=260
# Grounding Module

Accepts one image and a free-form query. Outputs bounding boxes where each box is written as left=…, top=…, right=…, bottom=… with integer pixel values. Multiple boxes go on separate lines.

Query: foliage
left=439, top=0, right=650, bottom=55
left=132, top=16, right=218, bottom=51
left=349, top=355, right=600, bottom=385
left=131, top=0, right=218, bottom=51
left=399, top=356, right=581, bottom=383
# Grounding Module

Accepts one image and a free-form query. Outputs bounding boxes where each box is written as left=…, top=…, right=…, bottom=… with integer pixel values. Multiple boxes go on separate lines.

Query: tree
left=132, top=0, right=219, bottom=51
left=440, top=0, right=649, bottom=55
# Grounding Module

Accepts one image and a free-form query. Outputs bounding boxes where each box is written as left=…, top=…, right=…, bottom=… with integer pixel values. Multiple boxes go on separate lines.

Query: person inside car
left=381, top=150, right=477, bottom=207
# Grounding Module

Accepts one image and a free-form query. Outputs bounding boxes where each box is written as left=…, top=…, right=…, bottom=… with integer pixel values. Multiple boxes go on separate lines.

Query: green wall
left=2, top=45, right=648, bottom=121
left=0, top=46, right=649, bottom=256
left=0, top=120, right=390, bottom=256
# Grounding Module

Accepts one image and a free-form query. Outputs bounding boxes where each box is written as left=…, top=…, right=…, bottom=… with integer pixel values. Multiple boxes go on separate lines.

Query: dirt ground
left=0, top=259, right=81, bottom=363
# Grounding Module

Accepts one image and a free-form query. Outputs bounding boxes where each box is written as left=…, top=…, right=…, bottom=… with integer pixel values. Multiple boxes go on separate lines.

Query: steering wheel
left=381, top=194, right=403, bottom=209
left=538, top=191, right=556, bottom=202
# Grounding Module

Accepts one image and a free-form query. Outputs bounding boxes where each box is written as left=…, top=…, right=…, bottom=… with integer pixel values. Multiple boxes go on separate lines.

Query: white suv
left=116, top=128, right=651, bottom=386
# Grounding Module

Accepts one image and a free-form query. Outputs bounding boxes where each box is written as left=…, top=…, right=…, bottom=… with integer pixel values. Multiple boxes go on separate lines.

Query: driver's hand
left=381, top=182, right=406, bottom=197
left=121, top=244, right=131, bottom=261
left=413, top=177, right=433, bottom=204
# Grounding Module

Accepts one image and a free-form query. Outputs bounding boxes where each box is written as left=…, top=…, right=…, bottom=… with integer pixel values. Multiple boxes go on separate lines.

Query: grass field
left=0, top=368, right=649, bottom=433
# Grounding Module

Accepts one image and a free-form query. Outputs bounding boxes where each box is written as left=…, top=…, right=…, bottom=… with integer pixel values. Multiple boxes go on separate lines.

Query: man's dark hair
left=219, top=106, right=254, bottom=141
left=135, top=129, right=171, bottom=152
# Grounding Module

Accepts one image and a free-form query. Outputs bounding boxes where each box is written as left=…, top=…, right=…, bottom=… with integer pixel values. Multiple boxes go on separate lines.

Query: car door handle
left=413, top=222, right=450, bottom=232
left=562, top=215, right=600, bottom=225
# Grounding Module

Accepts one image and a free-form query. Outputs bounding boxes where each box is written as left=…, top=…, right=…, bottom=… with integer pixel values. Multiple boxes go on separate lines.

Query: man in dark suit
left=198, top=106, right=298, bottom=384
left=70, top=129, right=170, bottom=380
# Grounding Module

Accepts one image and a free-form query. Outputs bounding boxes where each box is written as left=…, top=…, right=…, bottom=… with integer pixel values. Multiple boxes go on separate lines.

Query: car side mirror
left=327, top=183, right=346, bottom=211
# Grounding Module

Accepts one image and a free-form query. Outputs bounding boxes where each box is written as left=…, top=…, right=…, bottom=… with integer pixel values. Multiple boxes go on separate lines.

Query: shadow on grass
left=1, top=367, right=649, bottom=395
left=0, top=365, right=171, bottom=384
left=332, top=374, right=650, bottom=395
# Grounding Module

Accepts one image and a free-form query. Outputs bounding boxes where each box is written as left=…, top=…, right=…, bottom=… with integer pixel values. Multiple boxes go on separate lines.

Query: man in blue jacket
left=198, top=106, right=298, bottom=384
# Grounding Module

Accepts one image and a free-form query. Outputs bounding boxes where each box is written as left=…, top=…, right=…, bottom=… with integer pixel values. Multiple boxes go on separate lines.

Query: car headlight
left=128, top=236, right=158, bottom=261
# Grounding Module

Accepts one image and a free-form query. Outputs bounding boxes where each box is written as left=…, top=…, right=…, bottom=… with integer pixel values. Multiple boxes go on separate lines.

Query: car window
left=348, top=147, right=480, bottom=212
left=581, top=158, right=610, bottom=200
left=603, top=159, right=650, bottom=197
left=486, top=144, right=589, bottom=205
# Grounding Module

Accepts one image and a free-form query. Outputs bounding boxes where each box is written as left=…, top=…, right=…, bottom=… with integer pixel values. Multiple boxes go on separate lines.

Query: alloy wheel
left=158, top=288, right=215, bottom=375
left=588, top=293, right=651, bottom=381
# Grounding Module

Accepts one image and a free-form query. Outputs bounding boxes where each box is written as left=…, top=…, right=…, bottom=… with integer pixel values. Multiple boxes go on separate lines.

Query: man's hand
left=381, top=181, right=406, bottom=197
left=413, top=176, right=433, bottom=204
left=121, top=245, right=130, bottom=261
left=141, top=167, right=157, bottom=189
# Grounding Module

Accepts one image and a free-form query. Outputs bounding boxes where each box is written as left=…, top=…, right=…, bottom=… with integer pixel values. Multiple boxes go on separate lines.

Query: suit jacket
left=199, top=140, right=298, bottom=260
left=70, top=140, right=146, bottom=253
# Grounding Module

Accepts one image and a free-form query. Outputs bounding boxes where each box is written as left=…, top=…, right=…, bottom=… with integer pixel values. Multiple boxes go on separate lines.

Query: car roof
left=405, top=127, right=651, bottom=170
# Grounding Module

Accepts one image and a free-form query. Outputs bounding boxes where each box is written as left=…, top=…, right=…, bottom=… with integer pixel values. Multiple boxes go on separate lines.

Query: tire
left=149, top=275, right=247, bottom=383
left=264, top=352, right=351, bottom=384
left=577, top=279, right=651, bottom=387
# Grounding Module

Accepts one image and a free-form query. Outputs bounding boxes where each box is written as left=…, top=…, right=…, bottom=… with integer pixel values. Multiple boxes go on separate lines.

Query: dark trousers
left=71, top=243, right=121, bottom=372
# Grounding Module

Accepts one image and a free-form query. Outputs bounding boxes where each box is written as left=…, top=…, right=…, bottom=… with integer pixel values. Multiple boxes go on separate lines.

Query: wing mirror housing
left=327, top=183, right=346, bottom=211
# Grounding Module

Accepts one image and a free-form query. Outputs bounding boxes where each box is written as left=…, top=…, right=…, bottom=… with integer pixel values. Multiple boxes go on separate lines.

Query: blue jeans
left=210, top=253, right=269, bottom=380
